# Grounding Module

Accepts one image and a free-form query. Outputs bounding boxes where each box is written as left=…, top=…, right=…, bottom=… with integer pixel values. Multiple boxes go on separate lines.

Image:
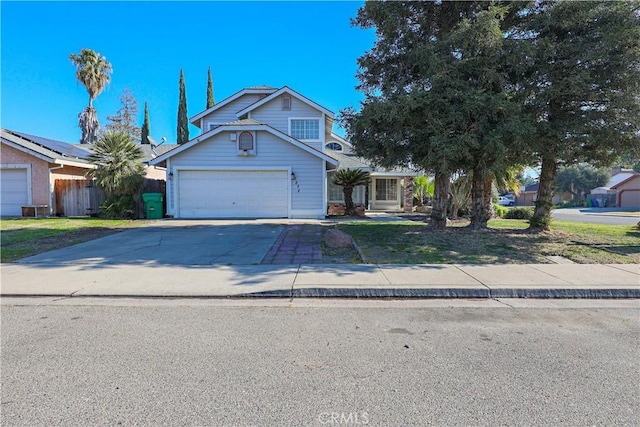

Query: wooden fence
left=54, top=179, right=166, bottom=218
left=54, top=179, right=106, bottom=217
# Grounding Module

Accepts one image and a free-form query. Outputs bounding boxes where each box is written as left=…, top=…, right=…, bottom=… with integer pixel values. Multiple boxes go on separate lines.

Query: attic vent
left=282, top=96, right=291, bottom=111
left=238, top=131, right=254, bottom=151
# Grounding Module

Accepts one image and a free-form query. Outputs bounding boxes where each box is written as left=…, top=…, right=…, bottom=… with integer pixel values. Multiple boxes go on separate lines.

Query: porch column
left=403, top=176, right=414, bottom=213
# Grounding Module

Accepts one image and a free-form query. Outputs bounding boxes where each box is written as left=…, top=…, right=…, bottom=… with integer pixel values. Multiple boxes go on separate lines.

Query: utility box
left=142, top=193, right=164, bottom=219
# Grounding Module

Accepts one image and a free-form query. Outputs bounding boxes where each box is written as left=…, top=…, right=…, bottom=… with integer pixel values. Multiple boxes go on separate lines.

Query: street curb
left=489, top=288, right=640, bottom=299
left=291, top=287, right=490, bottom=298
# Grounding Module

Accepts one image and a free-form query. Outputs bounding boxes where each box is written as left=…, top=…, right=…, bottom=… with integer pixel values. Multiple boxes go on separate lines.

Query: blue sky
left=1, top=1, right=374, bottom=145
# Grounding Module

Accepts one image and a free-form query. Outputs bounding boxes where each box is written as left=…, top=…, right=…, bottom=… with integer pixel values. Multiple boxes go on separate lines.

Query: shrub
left=100, top=195, right=136, bottom=219
left=504, top=206, right=534, bottom=220
left=493, top=203, right=508, bottom=218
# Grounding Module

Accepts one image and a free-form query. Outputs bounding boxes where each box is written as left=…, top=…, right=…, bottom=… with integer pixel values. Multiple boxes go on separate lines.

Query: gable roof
left=150, top=119, right=339, bottom=167
left=607, top=171, right=639, bottom=188
left=1, top=128, right=95, bottom=169
left=610, top=172, right=640, bottom=189
left=235, top=86, right=334, bottom=118
left=189, top=86, right=278, bottom=125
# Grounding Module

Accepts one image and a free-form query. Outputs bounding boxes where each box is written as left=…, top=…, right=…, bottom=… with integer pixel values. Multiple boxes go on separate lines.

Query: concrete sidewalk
left=1, top=263, right=638, bottom=299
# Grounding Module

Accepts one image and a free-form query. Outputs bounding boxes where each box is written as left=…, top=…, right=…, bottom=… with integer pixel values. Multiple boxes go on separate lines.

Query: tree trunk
left=430, top=170, right=450, bottom=230
left=530, top=155, right=557, bottom=231
left=469, top=166, right=489, bottom=230
left=343, top=186, right=354, bottom=216
left=483, top=176, right=494, bottom=220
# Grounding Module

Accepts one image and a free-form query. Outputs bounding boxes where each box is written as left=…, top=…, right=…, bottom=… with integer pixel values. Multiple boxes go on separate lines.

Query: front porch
left=327, top=174, right=415, bottom=215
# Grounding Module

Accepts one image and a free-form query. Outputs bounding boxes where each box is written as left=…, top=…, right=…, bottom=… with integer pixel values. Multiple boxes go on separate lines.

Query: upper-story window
left=208, top=123, right=223, bottom=131
left=238, top=131, right=254, bottom=151
left=290, top=119, right=320, bottom=140
left=325, top=142, right=343, bottom=151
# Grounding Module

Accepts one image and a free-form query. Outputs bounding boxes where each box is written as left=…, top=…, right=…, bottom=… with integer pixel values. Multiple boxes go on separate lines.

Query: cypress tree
left=206, top=67, right=215, bottom=109
left=141, top=102, right=150, bottom=144
left=177, top=69, right=189, bottom=145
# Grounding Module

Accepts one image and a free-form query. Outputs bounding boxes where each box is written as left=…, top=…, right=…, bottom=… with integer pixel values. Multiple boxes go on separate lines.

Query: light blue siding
left=201, top=94, right=264, bottom=130
left=168, top=130, right=325, bottom=217
left=249, top=95, right=324, bottom=148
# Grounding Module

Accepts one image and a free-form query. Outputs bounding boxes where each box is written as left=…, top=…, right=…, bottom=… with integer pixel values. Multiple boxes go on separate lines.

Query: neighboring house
left=1, top=128, right=172, bottom=217
left=592, top=169, right=640, bottom=208
left=516, top=183, right=538, bottom=206
left=516, top=182, right=573, bottom=207
left=138, top=144, right=176, bottom=180
left=611, top=173, right=640, bottom=208
left=1, top=129, right=95, bottom=216
left=151, top=86, right=416, bottom=219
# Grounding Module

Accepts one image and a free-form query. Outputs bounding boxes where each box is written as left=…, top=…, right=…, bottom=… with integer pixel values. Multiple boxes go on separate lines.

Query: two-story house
left=151, top=86, right=415, bottom=219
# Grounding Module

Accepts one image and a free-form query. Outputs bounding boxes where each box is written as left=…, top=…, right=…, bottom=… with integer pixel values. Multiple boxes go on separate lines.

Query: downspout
left=48, top=164, right=64, bottom=215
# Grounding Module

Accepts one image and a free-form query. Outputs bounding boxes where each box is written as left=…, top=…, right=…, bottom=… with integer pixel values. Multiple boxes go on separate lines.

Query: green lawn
left=1, top=218, right=141, bottom=262
left=338, top=219, right=640, bottom=264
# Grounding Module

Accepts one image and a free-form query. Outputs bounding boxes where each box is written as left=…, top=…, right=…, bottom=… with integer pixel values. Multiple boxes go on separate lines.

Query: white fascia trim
left=189, top=87, right=277, bottom=125
left=151, top=124, right=339, bottom=167
left=55, top=159, right=96, bottom=169
left=370, top=171, right=419, bottom=177
left=236, top=86, right=334, bottom=118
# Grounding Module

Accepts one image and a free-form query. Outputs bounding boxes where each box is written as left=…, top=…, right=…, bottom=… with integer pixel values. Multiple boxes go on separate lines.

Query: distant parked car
left=498, top=196, right=514, bottom=206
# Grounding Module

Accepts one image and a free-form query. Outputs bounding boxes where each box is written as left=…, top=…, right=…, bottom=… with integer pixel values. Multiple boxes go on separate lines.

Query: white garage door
left=178, top=170, right=289, bottom=218
left=1, top=168, right=29, bottom=216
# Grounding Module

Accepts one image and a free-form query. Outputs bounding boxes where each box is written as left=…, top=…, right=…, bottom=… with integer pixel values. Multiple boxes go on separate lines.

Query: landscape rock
left=324, top=228, right=353, bottom=249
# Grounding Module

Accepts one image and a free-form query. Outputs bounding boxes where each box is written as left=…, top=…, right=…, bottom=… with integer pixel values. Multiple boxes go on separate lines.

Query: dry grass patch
left=338, top=219, right=639, bottom=264
left=1, top=218, right=142, bottom=262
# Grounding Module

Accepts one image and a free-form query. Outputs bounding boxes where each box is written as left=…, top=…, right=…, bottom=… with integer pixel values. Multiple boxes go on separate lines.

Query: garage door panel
left=178, top=170, right=288, bottom=218
left=1, top=168, right=29, bottom=216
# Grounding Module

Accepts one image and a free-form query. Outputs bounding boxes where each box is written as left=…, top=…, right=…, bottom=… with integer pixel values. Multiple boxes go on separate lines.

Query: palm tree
left=86, top=131, right=144, bottom=197
left=69, top=48, right=112, bottom=144
left=413, top=175, right=434, bottom=207
left=332, top=168, right=370, bottom=216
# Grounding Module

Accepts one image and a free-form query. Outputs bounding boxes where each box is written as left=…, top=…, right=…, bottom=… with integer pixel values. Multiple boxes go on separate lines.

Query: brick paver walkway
left=261, top=224, right=323, bottom=264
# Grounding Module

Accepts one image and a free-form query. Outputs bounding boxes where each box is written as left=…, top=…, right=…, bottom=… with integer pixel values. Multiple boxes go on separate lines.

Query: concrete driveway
left=17, top=220, right=287, bottom=266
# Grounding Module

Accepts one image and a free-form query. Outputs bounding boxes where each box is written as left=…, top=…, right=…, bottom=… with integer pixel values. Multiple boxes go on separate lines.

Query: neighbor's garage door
left=619, top=190, right=640, bottom=209
left=178, top=170, right=289, bottom=218
left=0, top=168, right=29, bottom=216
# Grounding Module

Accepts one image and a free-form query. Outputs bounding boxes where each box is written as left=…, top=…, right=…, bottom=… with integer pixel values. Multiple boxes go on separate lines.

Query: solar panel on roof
left=9, top=130, right=92, bottom=159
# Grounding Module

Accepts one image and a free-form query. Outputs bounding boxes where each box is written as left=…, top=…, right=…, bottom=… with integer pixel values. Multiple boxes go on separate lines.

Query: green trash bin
left=142, top=193, right=164, bottom=219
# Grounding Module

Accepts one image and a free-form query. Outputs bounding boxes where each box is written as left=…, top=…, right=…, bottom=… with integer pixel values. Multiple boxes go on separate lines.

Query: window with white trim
left=328, top=180, right=365, bottom=203
left=325, top=142, right=343, bottom=151
left=375, top=179, right=398, bottom=201
left=238, top=131, right=254, bottom=151
left=290, top=119, right=320, bottom=140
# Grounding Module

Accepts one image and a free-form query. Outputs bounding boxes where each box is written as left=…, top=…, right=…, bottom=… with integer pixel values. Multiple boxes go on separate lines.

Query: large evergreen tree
left=342, top=1, right=528, bottom=230
left=141, top=102, right=150, bottom=145
left=206, top=67, right=215, bottom=109
left=177, top=69, right=189, bottom=145
left=517, top=1, right=640, bottom=230
left=69, top=48, right=112, bottom=144
left=105, top=88, right=140, bottom=141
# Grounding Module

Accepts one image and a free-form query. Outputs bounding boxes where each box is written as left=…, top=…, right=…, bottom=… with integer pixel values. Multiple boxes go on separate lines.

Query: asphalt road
left=551, top=208, right=639, bottom=225
left=2, top=298, right=639, bottom=426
